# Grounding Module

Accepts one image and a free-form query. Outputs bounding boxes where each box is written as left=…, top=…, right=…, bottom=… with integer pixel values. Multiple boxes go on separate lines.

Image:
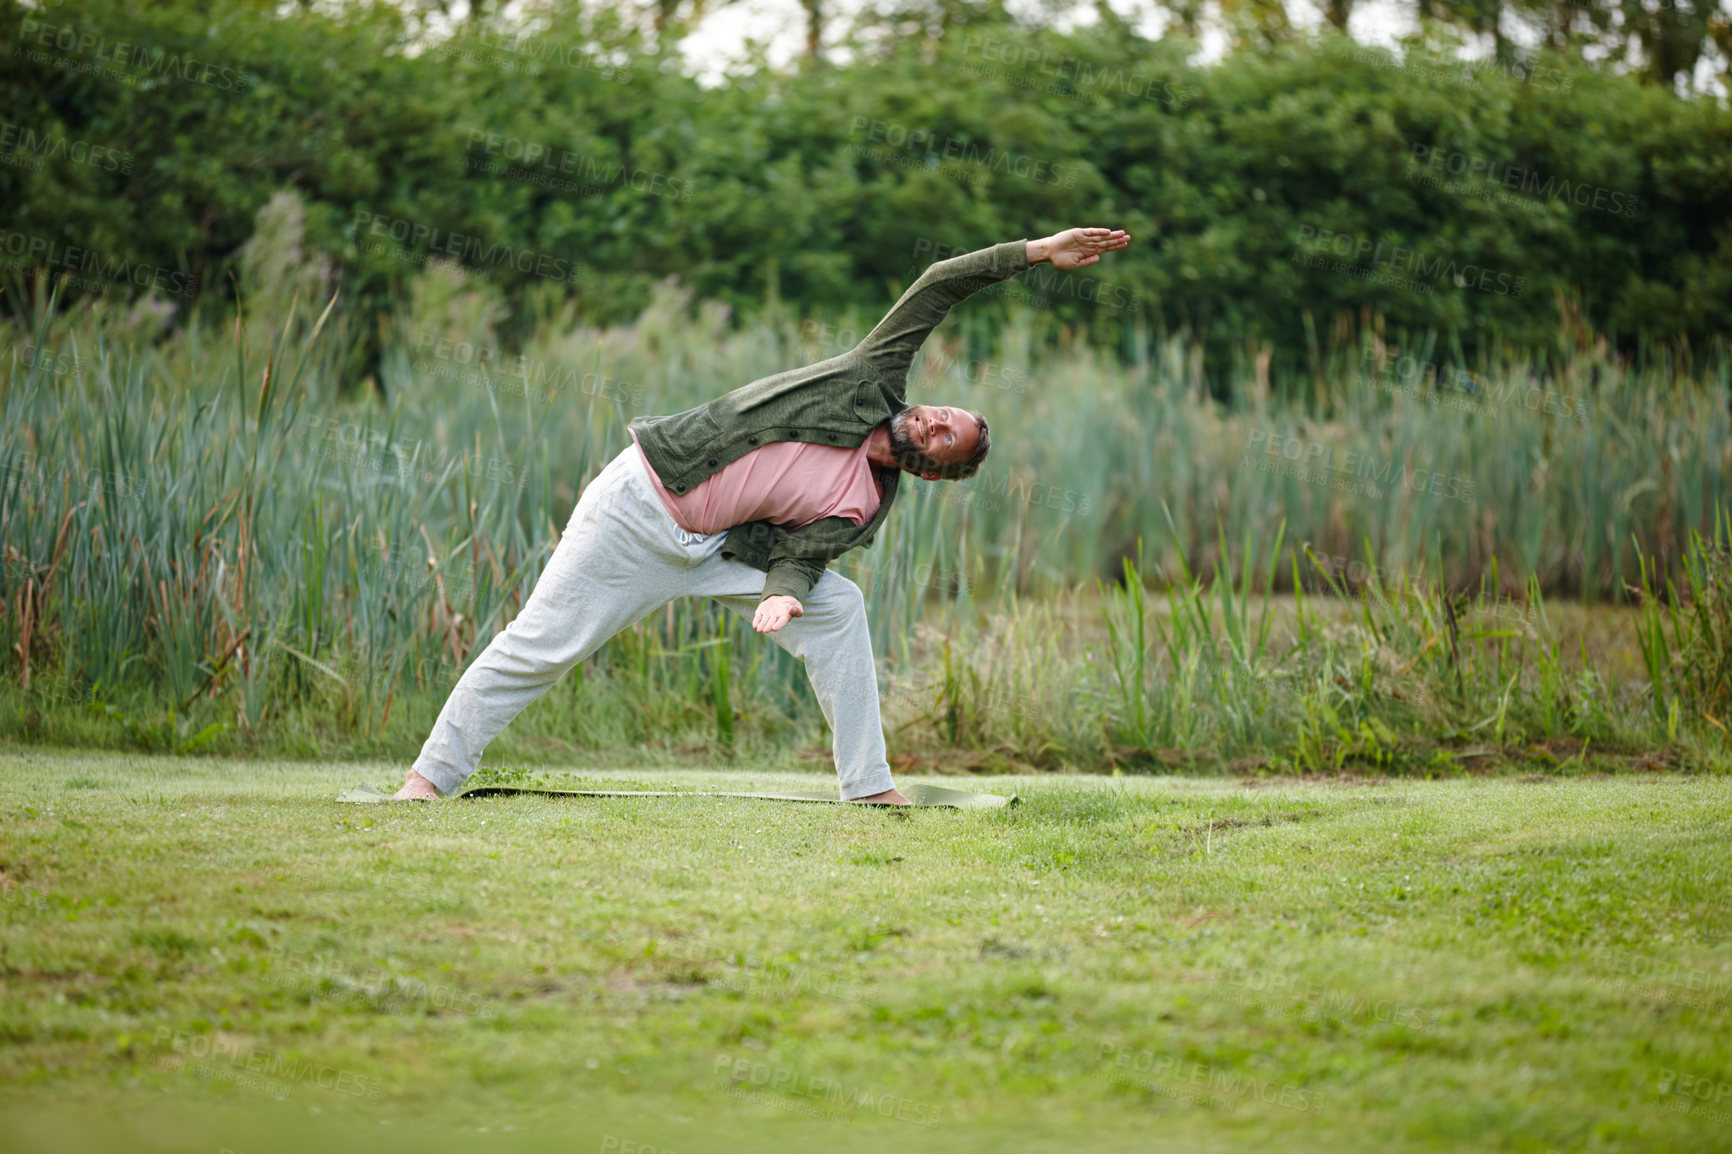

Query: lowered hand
left=753, top=594, right=804, bottom=633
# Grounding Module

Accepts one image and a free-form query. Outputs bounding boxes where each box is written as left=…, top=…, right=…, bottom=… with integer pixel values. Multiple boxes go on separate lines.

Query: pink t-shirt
left=631, top=430, right=884, bottom=536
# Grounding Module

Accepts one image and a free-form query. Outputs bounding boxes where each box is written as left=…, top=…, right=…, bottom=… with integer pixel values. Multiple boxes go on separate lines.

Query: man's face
left=887, top=405, right=980, bottom=477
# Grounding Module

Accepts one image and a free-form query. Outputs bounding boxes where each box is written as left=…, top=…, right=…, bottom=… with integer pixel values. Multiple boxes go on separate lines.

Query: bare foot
left=393, top=770, right=439, bottom=801
left=850, top=788, right=912, bottom=806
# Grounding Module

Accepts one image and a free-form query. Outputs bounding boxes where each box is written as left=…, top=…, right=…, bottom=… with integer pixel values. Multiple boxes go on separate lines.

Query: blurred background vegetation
left=2, top=0, right=1729, bottom=773
left=3, top=0, right=1730, bottom=386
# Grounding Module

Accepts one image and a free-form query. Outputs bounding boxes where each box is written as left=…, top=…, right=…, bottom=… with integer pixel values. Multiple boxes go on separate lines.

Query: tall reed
left=1, top=208, right=1728, bottom=766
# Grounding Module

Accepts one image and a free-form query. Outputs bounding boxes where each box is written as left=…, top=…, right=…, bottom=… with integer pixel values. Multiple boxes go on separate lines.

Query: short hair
left=949, top=410, right=990, bottom=480
left=893, top=406, right=992, bottom=480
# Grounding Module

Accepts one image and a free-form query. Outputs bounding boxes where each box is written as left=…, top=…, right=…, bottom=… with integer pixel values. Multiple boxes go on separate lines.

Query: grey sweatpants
left=411, top=444, right=895, bottom=800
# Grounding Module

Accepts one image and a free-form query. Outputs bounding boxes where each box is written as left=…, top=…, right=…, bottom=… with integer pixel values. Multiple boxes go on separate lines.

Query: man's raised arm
left=853, top=228, right=1131, bottom=383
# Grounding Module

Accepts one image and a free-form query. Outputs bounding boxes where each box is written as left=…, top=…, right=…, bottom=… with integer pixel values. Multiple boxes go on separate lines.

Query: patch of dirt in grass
left=978, top=937, right=1067, bottom=963
left=1191, top=816, right=1258, bottom=833
left=0, top=963, right=101, bottom=984
left=587, top=967, right=711, bottom=999
left=1189, top=809, right=1331, bottom=834
left=1105, top=746, right=1218, bottom=771
left=1181, top=910, right=1234, bottom=929
left=1629, top=747, right=1685, bottom=772
left=1145, top=809, right=1336, bottom=860
left=0, top=860, right=32, bottom=890
left=848, top=851, right=905, bottom=866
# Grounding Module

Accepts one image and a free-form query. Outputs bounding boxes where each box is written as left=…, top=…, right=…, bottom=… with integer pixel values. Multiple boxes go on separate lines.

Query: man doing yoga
left=396, top=227, right=1130, bottom=805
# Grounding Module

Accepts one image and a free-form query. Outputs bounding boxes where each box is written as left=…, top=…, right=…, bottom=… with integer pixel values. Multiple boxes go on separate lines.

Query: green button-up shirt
left=629, top=239, right=1031, bottom=603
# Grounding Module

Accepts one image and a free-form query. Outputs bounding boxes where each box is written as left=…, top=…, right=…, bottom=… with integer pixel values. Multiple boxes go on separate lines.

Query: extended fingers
left=1077, top=227, right=1130, bottom=250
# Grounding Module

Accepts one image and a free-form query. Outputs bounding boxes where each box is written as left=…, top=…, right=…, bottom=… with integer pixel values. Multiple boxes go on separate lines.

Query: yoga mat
left=337, top=782, right=1016, bottom=809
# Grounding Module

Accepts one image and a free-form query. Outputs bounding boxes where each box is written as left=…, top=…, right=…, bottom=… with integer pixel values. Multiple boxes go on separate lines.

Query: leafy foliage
left=2, top=0, right=1730, bottom=390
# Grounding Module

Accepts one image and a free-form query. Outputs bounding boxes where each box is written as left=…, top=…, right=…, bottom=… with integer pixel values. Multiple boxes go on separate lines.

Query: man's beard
left=886, top=408, right=946, bottom=476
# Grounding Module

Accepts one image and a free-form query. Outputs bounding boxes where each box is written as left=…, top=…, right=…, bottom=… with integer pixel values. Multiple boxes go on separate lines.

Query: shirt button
left=707, top=457, right=718, bottom=466
left=675, top=483, right=686, bottom=493
left=789, top=429, right=799, bottom=437
left=827, top=433, right=837, bottom=442
left=748, top=436, right=758, bottom=445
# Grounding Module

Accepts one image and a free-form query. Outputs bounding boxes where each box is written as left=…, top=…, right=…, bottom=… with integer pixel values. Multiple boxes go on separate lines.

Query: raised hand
left=752, top=594, right=804, bottom=633
left=1029, top=227, right=1131, bottom=270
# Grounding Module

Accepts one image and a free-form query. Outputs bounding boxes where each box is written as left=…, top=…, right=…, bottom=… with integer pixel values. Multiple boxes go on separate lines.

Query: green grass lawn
left=2, top=751, right=1730, bottom=1154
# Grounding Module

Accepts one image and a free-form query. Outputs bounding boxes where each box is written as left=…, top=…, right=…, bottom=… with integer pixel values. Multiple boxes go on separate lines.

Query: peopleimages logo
left=1360, top=349, right=1589, bottom=425
left=463, top=131, right=694, bottom=201
left=1244, top=428, right=1476, bottom=504
left=153, top=1027, right=382, bottom=1098
left=269, top=948, right=498, bottom=1018
left=302, top=414, right=531, bottom=492
left=0, top=119, right=133, bottom=173
left=433, top=26, right=631, bottom=81
left=846, top=117, right=1076, bottom=187
left=957, top=35, right=1191, bottom=108
left=1657, top=1067, right=1732, bottom=1122
left=351, top=209, right=581, bottom=284
left=1408, top=144, right=1639, bottom=218
left=1293, top=224, right=1526, bottom=298
left=1099, top=1043, right=1325, bottom=1114
left=712, top=1054, right=942, bottom=1126
left=412, top=331, right=646, bottom=408
left=0, top=229, right=199, bottom=298
left=1221, top=964, right=1442, bottom=1033
left=16, top=17, right=252, bottom=92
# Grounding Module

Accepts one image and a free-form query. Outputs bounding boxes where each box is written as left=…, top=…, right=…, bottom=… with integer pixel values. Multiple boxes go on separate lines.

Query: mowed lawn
left=1, top=752, right=1730, bottom=1154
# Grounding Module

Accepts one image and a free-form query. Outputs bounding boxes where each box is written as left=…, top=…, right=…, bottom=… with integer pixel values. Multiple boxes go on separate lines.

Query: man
left=396, top=226, right=1130, bottom=805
